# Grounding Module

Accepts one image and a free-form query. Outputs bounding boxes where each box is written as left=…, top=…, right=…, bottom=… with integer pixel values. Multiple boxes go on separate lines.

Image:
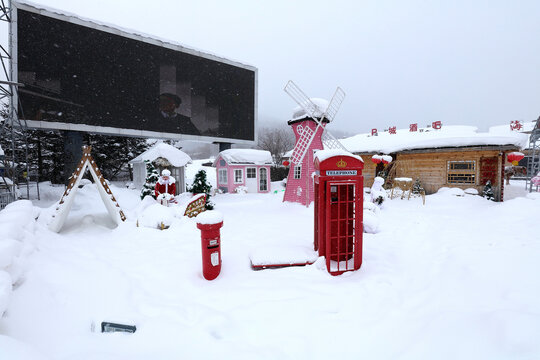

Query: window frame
left=447, top=160, right=476, bottom=185
left=234, top=168, right=244, bottom=184
left=259, top=167, right=268, bottom=191
left=218, top=168, right=228, bottom=185
left=246, top=167, right=257, bottom=179
left=294, top=165, right=302, bottom=179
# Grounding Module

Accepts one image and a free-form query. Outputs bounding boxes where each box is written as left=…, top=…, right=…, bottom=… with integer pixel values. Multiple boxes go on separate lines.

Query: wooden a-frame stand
left=48, top=146, right=126, bottom=232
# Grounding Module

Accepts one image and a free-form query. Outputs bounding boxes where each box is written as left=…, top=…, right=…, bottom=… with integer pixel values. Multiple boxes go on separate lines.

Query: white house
left=129, top=142, right=192, bottom=194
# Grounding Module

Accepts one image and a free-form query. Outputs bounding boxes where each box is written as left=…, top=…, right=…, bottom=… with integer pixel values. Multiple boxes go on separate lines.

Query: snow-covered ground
left=1, top=171, right=539, bottom=359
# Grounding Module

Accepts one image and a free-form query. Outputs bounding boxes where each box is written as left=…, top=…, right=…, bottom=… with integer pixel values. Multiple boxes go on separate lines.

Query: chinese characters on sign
left=432, top=121, right=442, bottom=130
left=509, top=120, right=523, bottom=131
left=409, top=123, right=417, bottom=132
left=389, top=126, right=396, bottom=134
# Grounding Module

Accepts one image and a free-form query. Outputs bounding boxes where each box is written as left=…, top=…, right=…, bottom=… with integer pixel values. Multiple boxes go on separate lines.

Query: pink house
left=214, top=149, right=273, bottom=193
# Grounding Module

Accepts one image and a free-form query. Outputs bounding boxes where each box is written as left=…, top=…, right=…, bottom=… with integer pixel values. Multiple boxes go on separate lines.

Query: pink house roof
left=214, top=149, right=273, bottom=166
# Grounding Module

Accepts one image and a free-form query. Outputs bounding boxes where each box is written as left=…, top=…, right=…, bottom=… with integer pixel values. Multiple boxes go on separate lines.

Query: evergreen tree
left=482, top=180, right=495, bottom=201
left=87, top=134, right=150, bottom=181
left=187, top=169, right=214, bottom=210
left=141, top=160, right=159, bottom=199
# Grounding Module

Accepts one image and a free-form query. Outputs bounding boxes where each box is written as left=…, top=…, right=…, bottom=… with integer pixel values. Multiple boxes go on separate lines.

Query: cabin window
left=246, top=168, right=257, bottom=178
left=219, top=159, right=226, bottom=166
left=234, top=169, right=243, bottom=183
left=447, top=160, right=476, bottom=184
left=294, top=165, right=302, bottom=179
left=218, top=169, right=227, bottom=184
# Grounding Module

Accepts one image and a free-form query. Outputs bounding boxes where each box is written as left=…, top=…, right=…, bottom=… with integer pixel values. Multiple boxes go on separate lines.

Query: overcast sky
left=12, top=0, right=540, bottom=135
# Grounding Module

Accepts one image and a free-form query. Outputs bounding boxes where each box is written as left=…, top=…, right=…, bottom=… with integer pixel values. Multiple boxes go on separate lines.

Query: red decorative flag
left=509, top=120, right=523, bottom=131
left=409, top=123, right=418, bottom=132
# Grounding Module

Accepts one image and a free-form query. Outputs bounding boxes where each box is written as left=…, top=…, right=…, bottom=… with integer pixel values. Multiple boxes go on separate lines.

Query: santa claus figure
left=155, top=169, right=176, bottom=205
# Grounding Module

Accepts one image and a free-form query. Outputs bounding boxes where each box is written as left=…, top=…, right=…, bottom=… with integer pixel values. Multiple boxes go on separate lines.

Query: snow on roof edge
left=14, top=0, right=257, bottom=71
left=215, top=149, right=273, bottom=166
left=129, top=143, right=192, bottom=167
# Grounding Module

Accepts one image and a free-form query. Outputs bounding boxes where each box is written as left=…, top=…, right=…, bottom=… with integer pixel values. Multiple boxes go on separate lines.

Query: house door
left=246, top=167, right=258, bottom=192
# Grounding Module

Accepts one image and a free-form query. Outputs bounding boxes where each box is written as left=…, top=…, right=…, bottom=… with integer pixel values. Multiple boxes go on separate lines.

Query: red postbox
left=196, top=211, right=223, bottom=280
left=314, top=152, right=364, bottom=276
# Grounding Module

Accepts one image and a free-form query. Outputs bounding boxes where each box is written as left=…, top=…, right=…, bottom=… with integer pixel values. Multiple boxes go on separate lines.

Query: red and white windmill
left=283, top=80, right=348, bottom=206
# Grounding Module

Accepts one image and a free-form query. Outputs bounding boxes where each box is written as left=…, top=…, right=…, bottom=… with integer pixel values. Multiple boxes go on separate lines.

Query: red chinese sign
left=371, top=128, right=378, bottom=136
left=509, top=120, right=523, bottom=131
left=432, top=121, right=442, bottom=130
left=409, top=123, right=418, bottom=132
left=389, top=126, right=396, bottom=134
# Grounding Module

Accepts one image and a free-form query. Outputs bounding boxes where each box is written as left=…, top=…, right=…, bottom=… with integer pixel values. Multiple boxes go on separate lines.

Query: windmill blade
left=323, top=87, right=346, bottom=122
left=290, top=124, right=316, bottom=165
left=322, top=128, right=348, bottom=151
left=284, top=80, right=324, bottom=120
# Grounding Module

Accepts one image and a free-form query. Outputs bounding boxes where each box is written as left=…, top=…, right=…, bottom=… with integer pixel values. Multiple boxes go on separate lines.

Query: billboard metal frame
left=11, top=0, right=258, bottom=145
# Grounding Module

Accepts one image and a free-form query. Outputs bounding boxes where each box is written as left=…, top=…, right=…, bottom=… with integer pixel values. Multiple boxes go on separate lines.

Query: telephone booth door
left=325, top=180, right=362, bottom=275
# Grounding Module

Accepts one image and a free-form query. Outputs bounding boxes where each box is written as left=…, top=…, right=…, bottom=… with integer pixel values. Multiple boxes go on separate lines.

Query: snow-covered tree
left=482, top=180, right=495, bottom=201
left=141, top=160, right=159, bottom=199
left=87, top=134, right=149, bottom=181
left=412, top=178, right=424, bottom=194
left=187, top=169, right=214, bottom=210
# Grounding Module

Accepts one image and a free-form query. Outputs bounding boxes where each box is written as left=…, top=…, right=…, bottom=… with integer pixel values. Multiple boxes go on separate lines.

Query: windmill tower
left=283, top=81, right=347, bottom=206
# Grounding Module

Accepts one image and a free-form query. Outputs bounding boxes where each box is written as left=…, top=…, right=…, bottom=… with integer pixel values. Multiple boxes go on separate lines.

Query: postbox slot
left=207, top=245, right=219, bottom=249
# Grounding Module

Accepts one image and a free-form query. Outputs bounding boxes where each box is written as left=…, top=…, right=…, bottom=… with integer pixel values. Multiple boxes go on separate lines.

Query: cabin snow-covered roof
left=215, top=149, right=273, bottom=166
left=283, top=124, right=528, bottom=158
left=339, top=125, right=528, bottom=154
left=129, top=143, right=192, bottom=167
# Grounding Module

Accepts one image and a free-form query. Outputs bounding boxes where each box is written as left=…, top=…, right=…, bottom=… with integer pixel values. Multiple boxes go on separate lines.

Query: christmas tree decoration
left=188, top=169, right=214, bottom=210
left=140, top=160, right=159, bottom=200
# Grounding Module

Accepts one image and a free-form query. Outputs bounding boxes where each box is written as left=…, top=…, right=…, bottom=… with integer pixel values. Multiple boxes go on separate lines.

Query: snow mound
left=464, top=188, right=479, bottom=195
left=0, top=271, right=11, bottom=316
left=250, top=245, right=318, bottom=267
left=196, top=210, right=223, bottom=225
left=363, top=202, right=380, bottom=233
left=137, top=203, right=175, bottom=229
left=0, top=335, right=45, bottom=360
left=437, top=187, right=465, bottom=197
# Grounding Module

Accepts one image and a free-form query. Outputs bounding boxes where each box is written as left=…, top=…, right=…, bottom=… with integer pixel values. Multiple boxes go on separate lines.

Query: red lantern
left=507, top=152, right=524, bottom=166
left=371, top=155, right=381, bottom=164
left=283, top=160, right=290, bottom=167
left=381, top=155, right=392, bottom=165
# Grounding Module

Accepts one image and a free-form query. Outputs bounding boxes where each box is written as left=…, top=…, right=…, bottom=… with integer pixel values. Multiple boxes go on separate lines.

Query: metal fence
left=0, top=189, right=16, bottom=210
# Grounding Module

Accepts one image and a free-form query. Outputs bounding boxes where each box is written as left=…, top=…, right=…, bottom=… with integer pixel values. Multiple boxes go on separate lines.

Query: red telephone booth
left=314, top=152, right=364, bottom=276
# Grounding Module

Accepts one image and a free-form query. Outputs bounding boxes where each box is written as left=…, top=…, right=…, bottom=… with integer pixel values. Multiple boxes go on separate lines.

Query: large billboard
left=13, top=2, right=257, bottom=143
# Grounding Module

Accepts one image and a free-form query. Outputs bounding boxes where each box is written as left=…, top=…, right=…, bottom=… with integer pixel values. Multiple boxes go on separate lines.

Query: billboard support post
left=62, top=131, right=83, bottom=186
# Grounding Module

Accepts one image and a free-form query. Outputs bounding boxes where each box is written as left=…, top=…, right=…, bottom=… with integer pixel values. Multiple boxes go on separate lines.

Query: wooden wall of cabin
left=393, top=150, right=505, bottom=200
left=362, top=157, right=378, bottom=188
